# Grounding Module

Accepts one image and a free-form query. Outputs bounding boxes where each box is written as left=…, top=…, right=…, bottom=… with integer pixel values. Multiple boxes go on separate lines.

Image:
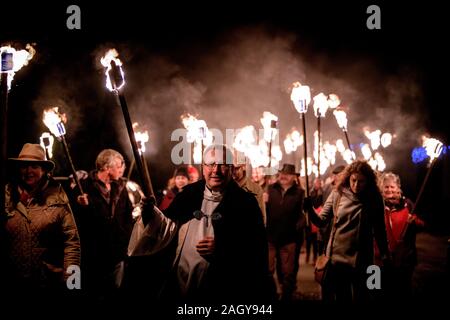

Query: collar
left=204, top=185, right=224, bottom=202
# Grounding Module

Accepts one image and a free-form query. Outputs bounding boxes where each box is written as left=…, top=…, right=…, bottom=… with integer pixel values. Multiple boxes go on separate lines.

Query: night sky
left=2, top=1, right=449, bottom=231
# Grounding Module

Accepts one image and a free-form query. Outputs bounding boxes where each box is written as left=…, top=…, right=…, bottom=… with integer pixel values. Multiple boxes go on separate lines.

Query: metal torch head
left=270, top=120, right=277, bottom=129
left=42, top=136, right=50, bottom=146
left=1, top=52, right=13, bottom=72
left=109, top=60, right=124, bottom=91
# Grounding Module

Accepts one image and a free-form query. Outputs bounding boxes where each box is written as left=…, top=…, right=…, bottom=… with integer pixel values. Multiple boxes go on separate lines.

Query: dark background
left=2, top=1, right=449, bottom=232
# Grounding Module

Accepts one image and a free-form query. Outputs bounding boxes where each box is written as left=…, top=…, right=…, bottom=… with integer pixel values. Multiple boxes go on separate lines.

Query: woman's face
left=350, top=173, right=367, bottom=194
left=383, top=179, right=400, bottom=202
left=174, top=175, right=189, bottom=190
left=20, top=163, right=45, bottom=189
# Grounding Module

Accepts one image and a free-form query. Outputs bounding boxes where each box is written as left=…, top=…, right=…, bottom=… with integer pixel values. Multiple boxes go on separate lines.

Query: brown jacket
left=3, top=179, right=80, bottom=289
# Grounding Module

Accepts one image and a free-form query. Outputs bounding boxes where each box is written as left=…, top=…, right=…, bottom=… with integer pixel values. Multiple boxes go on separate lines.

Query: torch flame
left=361, top=144, right=373, bottom=160
left=233, top=126, right=257, bottom=153
left=290, top=82, right=311, bottom=114
left=181, top=113, right=212, bottom=163
left=181, top=113, right=210, bottom=145
left=422, top=136, right=444, bottom=163
left=327, top=94, right=340, bottom=109
left=43, top=107, right=67, bottom=138
left=133, top=122, right=150, bottom=154
left=283, top=129, right=303, bottom=154
left=374, top=152, right=386, bottom=172
left=0, top=44, right=35, bottom=90
left=323, top=141, right=337, bottom=165
left=313, top=93, right=329, bottom=117
left=100, top=49, right=125, bottom=91
left=40, top=132, right=54, bottom=159
left=364, top=129, right=381, bottom=150
left=300, top=157, right=314, bottom=177
left=260, top=111, right=278, bottom=142
left=380, top=133, right=393, bottom=148
left=342, top=149, right=355, bottom=164
left=333, top=109, right=348, bottom=131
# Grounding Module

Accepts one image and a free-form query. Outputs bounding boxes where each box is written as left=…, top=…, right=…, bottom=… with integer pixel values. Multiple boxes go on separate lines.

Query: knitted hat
left=174, top=166, right=190, bottom=179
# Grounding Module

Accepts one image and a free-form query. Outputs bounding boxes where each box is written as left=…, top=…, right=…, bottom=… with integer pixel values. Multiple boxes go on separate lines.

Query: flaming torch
left=1, top=44, right=35, bottom=218
left=40, top=132, right=55, bottom=160
left=133, top=123, right=154, bottom=197
left=313, top=93, right=329, bottom=179
left=291, top=82, right=311, bottom=194
left=333, top=108, right=355, bottom=160
left=181, top=113, right=211, bottom=176
left=411, top=136, right=444, bottom=213
left=100, top=49, right=154, bottom=201
left=43, top=107, right=84, bottom=194
left=260, top=112, right=278, bottom=171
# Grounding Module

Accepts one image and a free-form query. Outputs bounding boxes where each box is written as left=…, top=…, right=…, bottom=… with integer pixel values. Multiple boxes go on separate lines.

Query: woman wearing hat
left=1, top=143, right=80, bottom=291
left=158, top=165, right=190, bottom=211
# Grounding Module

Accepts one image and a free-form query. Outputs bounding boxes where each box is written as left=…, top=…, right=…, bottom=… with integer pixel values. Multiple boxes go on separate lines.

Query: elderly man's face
left=278, top=172, right=297, bottom=187
left=20, top=163, right=45, bottom=189
left=202, top=148, right=232, bottom=191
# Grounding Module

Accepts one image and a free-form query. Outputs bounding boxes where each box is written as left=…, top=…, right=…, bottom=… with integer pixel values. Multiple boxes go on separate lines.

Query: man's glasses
left=203, top=163, right=231, bottom=170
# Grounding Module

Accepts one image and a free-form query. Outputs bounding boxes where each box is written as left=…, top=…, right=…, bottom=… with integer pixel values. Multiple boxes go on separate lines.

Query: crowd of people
left=1, top=142, right=427, bottom=304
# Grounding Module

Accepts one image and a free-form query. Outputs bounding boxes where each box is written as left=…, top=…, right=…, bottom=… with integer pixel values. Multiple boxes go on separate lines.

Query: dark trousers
left=322, top=262, right=371, bottom=302
left=268, top=242, right=298, bottom=300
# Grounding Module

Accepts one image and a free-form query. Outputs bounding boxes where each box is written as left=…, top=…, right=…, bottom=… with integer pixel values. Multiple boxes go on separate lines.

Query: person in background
left=187, top=165, right=200, bottom=183
left=74, top=149, right=134, bottom=297
left=159, top=166, right=190, bottom=211
left=266, top=163, right=305, bottom=301
left=232, top=160, right=266, bottom=225
left=305, top=160, right=390, bottom=302
left=377, top=172, right=424, bottom=298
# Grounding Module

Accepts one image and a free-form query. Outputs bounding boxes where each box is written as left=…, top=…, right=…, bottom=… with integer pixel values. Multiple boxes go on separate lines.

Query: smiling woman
left=1, top=143, right=80, bottom=293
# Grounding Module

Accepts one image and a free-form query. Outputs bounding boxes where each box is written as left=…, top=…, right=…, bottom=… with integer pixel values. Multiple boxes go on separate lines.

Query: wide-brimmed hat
left=278, top=163, right=299, bottom=176
left=8, top=143, right=55, bottom=171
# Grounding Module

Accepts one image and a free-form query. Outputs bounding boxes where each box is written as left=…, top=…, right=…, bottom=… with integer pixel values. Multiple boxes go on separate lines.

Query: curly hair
left=336, top=160, right=380, bottom=197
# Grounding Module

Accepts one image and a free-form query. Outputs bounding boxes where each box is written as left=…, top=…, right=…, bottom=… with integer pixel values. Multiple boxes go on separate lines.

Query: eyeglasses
left=203, top=163, right=231, bottom=170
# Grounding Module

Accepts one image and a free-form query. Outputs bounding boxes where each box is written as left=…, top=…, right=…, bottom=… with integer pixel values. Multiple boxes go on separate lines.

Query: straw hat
left=8, top=143, right=55, bottom=171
